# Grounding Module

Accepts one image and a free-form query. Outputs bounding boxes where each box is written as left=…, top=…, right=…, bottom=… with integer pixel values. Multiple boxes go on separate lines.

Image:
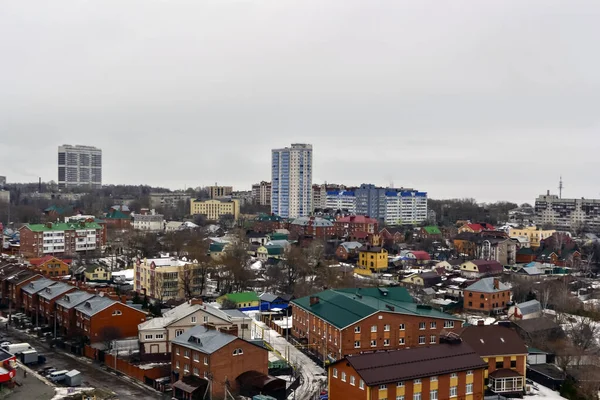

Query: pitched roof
left=468, top=260, right=503, bottom=273
left=56, top=290, right=95, bottom=310
left=516, top=300, right=541, bottom=316
left=292, top=287, right=461, bottom=329
left=139, top=301, right=231, bottom=331
left=171, top=325, right=238, bottom=354
left=409, top=251, right=431, bottom=261
left=338, top=342, right=486, bottom=386
left=512, top=317, right=561, bottom=333
left=22, top=277, right=56, bottom=294
left=259, top=293, right=280, bottom=303
left=335, top=216, right=378, bottom=224
left=75, top=296, right=116, bottom=317
left=460, top=325, right=527, bottom=356
left=105, top=209, right=131, bottom=220
left=291, top=217, right=333, bottom=227
left=38, top=282, right=75, bottom=300
left=28, top=256, right=70, bottom=266
left=339, top=242, right=363, bottom=251
left=220, top=292, right=259, bottom=304
left=465, top=277, right=510, bottom=293
left=422, top=226, right=442, bottom=235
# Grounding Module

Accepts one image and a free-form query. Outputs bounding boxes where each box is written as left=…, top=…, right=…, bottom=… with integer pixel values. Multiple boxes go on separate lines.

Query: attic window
left=85, top=302, right=92, bottom=308
left=480, top=339, right=484, bottom=344
left=112, top=310, right=122, bottom=316
left=500, top=338, right=505, bottom=343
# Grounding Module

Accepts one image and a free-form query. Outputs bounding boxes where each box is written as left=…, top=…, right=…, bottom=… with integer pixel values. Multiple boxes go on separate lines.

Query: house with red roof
left=459, top=223, right=496, bottom=234
left=334, top=215, right=378, bottom=239
left=460, top=260, right=504, bottom=279
left=28, top=256, right=71, bottom=277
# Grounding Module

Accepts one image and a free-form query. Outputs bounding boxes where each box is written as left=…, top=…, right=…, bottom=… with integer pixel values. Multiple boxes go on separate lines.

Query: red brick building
left=171, top=325, right=276, bottom=399
left=251, top=214, right=286, bottom=234
left=328, top=340, right=486, bottom=400
left=55, top=290, right=95, bottom=337
left=19, top=222, right=106, bottom=258
left=74, top=295, right=147, bottom=343
left=463, top=278, right=512, bottom=314
left=28, top=256, right=71, bottom=277
left=291, top=287, right=463, bottom=363
left=334, top=216, right=378, bottom=239
left=21, top=277, right=57, bottom=318
left=288, top=217, right=334, bottom=239
left=5, top=270, right=42, bottom=310
left=37, top=282, right=76, bottom=325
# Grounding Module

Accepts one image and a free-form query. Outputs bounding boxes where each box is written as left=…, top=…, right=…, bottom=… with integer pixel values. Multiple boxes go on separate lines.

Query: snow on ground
left=111, top=269, right=134, bottom=280
left=51, top=387, right=95, bottom=400
left=526, top=383, right=566, bottom=400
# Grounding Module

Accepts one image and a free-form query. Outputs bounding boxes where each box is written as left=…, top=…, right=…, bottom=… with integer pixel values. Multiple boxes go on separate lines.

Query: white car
left=0, top=342, right=11, bottom=347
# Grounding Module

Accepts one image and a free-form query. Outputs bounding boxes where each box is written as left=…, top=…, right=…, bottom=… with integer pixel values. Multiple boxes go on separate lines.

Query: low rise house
left=508, top=226, right=555, bottom=249
left=55, top=291, right=95, bottom=337
left=335, top=242, right=363, bottom=261
left=460, top=260, right=503, bottom=279
left=459, top=223, right=495, bottom=233
left=216, top=292, right=260, bottom=311
left=84, top=265, right=111, bottom=282
left=6, top=270, right=42, bottom=310
left=37, top=282, right=76, bottom=325
left=418, top=226, right=443, bottom=239
left=401, top=271, right=442, bottom=288
left=328, top=340, right=487, bottom=400
left=460, top=324, right=528, bottom=395
left=289, top=216, right=334, bottom=239
left=132, top=212, right=165, bottom=232
left=259, top=293, right=292, bottom=311
left=508, top=300, right=542, bottom=321
left=21, top=277, right=58, bottom=319
left=334, top=216, right=378, bottom=239
left=357, top=245, right=388, bottom=272
left=463, top=277, right=511, bottom=314
left=28, top=256, right=70, bottom=277
left=379, top=227, right=405, bottom=248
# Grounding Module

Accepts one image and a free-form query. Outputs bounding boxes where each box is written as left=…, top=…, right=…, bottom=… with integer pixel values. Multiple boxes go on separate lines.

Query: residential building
left=231, top=190, right=253, bottom=206
left=6, top=270, right=42, bottom=309
left=149, top=192, right=191, bottom=209
left=55, top=291, right=95, bottom=337
left=418, top=226, right=443, bottom=239
left=84, top=265, right=111, bottom=282
left=357, top=245, right=389, bottom=272
left=171, top=325, right=269, bottom=400
left=58, top=144, right=102, bottom=188
left=460, top=260, right=503, bottom=279
left=252, top=214, right=286, bottom=233
left=508, top=226, right=555, bottom=249
left=460, top=324, right=528, bottom=395
left=328, top=341, right=486, bottom=400
left=535, top=191, right=600, bottom=231
left=251, top=181, right=271, bottom=206
left=139, top=298, right=241, bottom=354
left=271, top=143, right=313, bottom=219
left=132, top=213, right=165, bottom=232
left=288, top=216, right=334, bottom=239
left=334, top=215, right=378, bottom=239
left=37, top=282, right=76, bottom=325
left=134, top=257, right=202, bottom=301
left=401, top=271, right=442, bottom=288
left=189, top=199, right=240, bottom=221
left=21, top=277, right=56, bottom=318
left=103, top=208, right=132, bottom=229
left=455, top=232, right=516, bottom=265
left=325, top=190, right=357, bottom=214
left=19, top=222, right=106, bottom=258
left=28, top=256, right=70, bottom=277
left=458, top=223, right=496, bottom=233
left=208, top=185, right=233, bottom=199
left=335, top=242, right=363, bottom=261
left=291, top=287, right=463, bottom=362
left=74, top=295, right=147, bottom=343
left=384, top=190, right=428, bottom=225
left=508, top=300, right=542, bottom=321
left=259, top=293, right=292, bottom=311
left=463, top=278, right=511, bottom=314
left=216, top=292, right=260, bottom=310
left=379, top=227, right=405, bottom=248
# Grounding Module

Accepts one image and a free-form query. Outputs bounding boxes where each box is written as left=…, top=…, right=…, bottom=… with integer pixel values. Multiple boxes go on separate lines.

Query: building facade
left=251, top=181, right=272, bottom=206
left=134, top=257, right=202, bottom=301
left=149, top=192, right=191, bottom=209
left=190, top=199, right=240, bottom=221
left=19, top=222, right=106, bottom=258
left=271, top=143, right=313, bottom=219
left=325, top=190, right=357, bottom=214
left=58, top=145, right=102, bottom=188
left=334, top=215, right=378, bottom=238
left=384, top=190, right=428, bottom=225
left=132, top=213, right=165, bottom=232
left=535, top=192, right=600, bottom=231
left=508, top=226, right=555, bottom=249
left=208, top=185, right=233, bottom=199
left=463, top=278, right=512, bottom=314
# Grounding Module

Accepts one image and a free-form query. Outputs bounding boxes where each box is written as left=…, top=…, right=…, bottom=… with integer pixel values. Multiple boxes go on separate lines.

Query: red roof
left=336, top=215, right=378, bottom=224
left=471, top=260, right=503, bottom=274
left=352, top=231, right=370, bottom=239
left=466, top=223, right=495, bottom=232
left=409, top=251, right=431, bottom=261
left=29, top=256, right=72, bottom=266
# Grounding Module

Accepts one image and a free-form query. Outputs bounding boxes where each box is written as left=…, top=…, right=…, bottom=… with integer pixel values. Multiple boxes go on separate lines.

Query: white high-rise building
left=58, top=145, right=102, bottom=188
left=271, top=144, right=313, bottom=218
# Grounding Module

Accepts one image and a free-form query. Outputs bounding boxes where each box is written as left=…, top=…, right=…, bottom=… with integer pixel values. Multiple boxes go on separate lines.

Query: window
left=191, top=316, right=197, bottom=323
left=184, top=364, right=189, bottom=372
left=155, top=334, right=164, bottom=339
left=184, top=350, right=190, bottom=358
left=419, top=322, right=425, bottom=330
left=480, top=303, right=484, bottom=309
left=203, top=371, right=208, bottom=378
left=466, top=370, right=473, bottom=376
left=450, top=386, right=457, bottom=398
left=384, top=339, right=390, bottom=346
left=193, top=367, right=199, bottom=376
left=430, top=322, right=436, bottom=329
left=430, top=335, right=436, bottom=344
left=379, top=384, right=386, bottom=389
left=399, top=323, right=405, bottom=330
left=413, top=393, right=421, bottom=400
left=175, top=360, right=180, bottom=369
left=175, top=329, right=184, bottom=337
left=145, top=334, right=153, bottom=340
left=333, top=368, right=338, bottom=378
left=233, top=348, right=244, bottom=356
left=450, top=373, right=457, bottom=378
left=444, top=321, right=454, bottom=328
left=511, top=360, right=517, bottom=368
left=370, top=340, right=377, bottom=347
left=203, top=316, right=209, bottom=323
left=204, top=356, right=208, bottom=365
left=359, top=380, right=365, bottom=390
left=468, top=301, right=473, bottom=306
left=341, top=372, right=346, bottom=382
left=354, top=341, right=360, bottom=348
left=414, top=379, right=421, bottom=384
left=496, top=361, right=504, bottom=369
left=418, top=335, right=425, bottom=344
left=466, top=383, right=473, bottom=394
left=176, top=348, right=180, bottom=355
left=371, top=325, right=377, bottom=332
left=350, top=376, right=356, bottom=386
left=397, top=381, right=404, bottom=387
left=112, top=310, right=122, bottom=316
left=396, top=397, right=405, bottom=400
left=354, top=326, right=361, bottom=333
left=430, top=390, right=438, bottom=400
left=430, top=376, right=438, bottom=382
left=399, top=337, right=405, bottom=345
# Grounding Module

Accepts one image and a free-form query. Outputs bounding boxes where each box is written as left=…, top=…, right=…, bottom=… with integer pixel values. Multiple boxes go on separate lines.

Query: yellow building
left=84, top=265, right=112, bottom=282
left=208, top=185, right=233, bottom=199
left=133, top=257, right=202, bottom=301
left=508, top=225, right=555, bottom=248
left=190, top=199, right=240, bottom=221
left=358, top=245, right=388, bottom=272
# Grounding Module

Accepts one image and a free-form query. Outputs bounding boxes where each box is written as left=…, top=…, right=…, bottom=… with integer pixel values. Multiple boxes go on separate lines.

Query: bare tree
left=99, top=326, right=122, bottom=352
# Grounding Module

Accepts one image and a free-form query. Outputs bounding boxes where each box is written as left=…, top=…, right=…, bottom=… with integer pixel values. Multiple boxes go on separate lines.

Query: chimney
left=309, top=296, right=319, bottom=306
left=190, top=298, right=203, bottom=306
left=477, top=320, right=484, bottom=326
left=493, top=278, right=499, bottom=290
left=547, top=190, right=550, bottom=196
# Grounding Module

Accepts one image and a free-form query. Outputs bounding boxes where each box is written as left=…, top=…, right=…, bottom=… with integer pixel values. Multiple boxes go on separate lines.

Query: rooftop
left=56, top=290, right=96, bottom=309
left=139, top=300, right=231, bottom=331
left=38, top=282, right=75, bottom=300
left=219, top=292, right=259, bottom=304
left=291, top=217, right=333, bottom=227
left=22, top=277, right=56, bottom=295
left=460, top=325, right=527, bottom=356
left=171, top=325, right=238, bottom=354
left=75, top=295, right=116, bottom=317
left=23, top=222, right=102, bottom=232
left=465, top=277, right=510, bottom=293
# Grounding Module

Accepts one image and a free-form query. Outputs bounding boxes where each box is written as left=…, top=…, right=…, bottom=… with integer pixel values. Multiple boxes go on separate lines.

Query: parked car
left=48, top=370, right=69, bottom=383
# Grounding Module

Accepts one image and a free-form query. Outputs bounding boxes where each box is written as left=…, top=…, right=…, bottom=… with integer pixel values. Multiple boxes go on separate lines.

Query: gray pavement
left=0, top=367, right=55, bottom=400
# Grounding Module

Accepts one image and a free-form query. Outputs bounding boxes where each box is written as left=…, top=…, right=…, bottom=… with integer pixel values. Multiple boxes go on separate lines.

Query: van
left=2, top=343, right=33, bottom=354
left=48, top=370, right=69, bottom=383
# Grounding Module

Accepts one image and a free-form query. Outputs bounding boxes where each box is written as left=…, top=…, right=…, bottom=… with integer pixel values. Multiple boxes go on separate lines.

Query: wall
left=464, top=289, right=511, bottom=312
left=88, top=303, right=146, bottom=343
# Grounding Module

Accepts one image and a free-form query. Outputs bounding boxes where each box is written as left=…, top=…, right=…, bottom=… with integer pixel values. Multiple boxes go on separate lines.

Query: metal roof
left=516, top=300, right=541, bottom=316
left=56, top=291, right=95, bottom=310
left=465, top=277, right=510, bottom=293
left=22, top=278, right=57, bottom=295
left=171, top=325, right=237, bottom=354
left=38, top=282, right=75, bottom=300
left=75, top=296, right=115, bottom=317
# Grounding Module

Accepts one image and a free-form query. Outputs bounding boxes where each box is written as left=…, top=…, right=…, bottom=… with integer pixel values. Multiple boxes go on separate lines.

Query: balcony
left=489, top=369, right=524, bottom=394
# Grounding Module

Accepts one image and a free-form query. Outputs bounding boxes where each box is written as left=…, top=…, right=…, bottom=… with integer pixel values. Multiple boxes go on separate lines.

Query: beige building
left=133, top=256, right=203, bottom=301
left=252, top=181, right=271, bottom=206
left=190, top=199, right=240, bottom=221
left=208, top=185, right=233, bottom=199
left=508, top=225, right=555, bottom=248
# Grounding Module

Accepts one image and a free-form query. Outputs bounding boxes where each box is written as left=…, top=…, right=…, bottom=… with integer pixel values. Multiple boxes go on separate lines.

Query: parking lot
left=0, top=314, right=167, bottom=399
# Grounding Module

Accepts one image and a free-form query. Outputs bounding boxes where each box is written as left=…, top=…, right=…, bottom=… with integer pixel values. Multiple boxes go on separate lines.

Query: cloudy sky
left=1, top=0, right=599, bottom=203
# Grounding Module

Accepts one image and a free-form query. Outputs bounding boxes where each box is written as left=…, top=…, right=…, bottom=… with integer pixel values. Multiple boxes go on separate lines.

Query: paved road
left=2, top=327, right=166, bottom=400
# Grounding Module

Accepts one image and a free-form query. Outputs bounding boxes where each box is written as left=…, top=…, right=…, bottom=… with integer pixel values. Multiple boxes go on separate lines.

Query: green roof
left=209, top=243, right=226, bottom=253
left=422, top=226, right=442, bottom=235
left=256, top=214, right=283, bottom=222
left=517, top=247, right=535, bottom=255
left=292, top=287, right=461, bottom=329
left=105, top=209, right=130, bottom=220
left=265, top=244, right=284, bottom=256
left=269, top=233, right=289, bottom=241
left=222, top=292, right=259, bottom=303
left=25, top=222, right=103, bottom=232
left=44, top=205, right=73, bottom=215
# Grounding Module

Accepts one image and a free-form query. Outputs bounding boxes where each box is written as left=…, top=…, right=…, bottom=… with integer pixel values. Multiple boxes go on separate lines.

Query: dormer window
left=112, top=310, right=122, bottom=316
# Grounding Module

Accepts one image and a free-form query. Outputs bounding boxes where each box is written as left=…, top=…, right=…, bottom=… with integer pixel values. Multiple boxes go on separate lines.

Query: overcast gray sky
left=1, top=0, right=599, bottom=203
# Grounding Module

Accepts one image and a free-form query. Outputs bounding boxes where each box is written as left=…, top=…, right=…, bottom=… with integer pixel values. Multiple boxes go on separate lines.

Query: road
left=2, top=326, right=166, bottom=399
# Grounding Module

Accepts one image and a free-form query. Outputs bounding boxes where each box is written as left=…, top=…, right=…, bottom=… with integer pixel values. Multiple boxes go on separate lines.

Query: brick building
left=55, top=291, right=95, bottom=337
left=463, top=278, right=512, bottom=314
left=171, top=325, right=271, bottom=399
left=21, top=277, right=56, bottom=319
left=19, top=222, right=106, bottom=258
left=460, top=324, right=528, bottom=395
left=28, top=256, right=71, bottom=277
left=334, top=215, right=378, bottom=239
left=328, top=340, right=486, bottom=400
left=291, top=287, right=463, bottom=363
left=288, top=216, right=334, bottom=239
left=5, top=270, right=42, bottom=310
left=37, top=282, right=76, bottom=325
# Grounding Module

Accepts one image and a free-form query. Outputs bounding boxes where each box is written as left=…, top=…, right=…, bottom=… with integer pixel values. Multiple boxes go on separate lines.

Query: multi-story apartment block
left=535, top=191, right=600, bottom=231
left=291, top=287, right=463, bottom=363
left=251, top=181, right=271, bottom=206
left=207, top=185, right=233, bottom=199
left=326, top=190, right=357, bottom=213
left=58, top=145, right=102, bottom=188
left=132, top=213, right=165, bottom=231
left=189, top=199, right=240, bottom=221
left=134, top=257, right=202, bottom=301
left=149, top=192, right=191, bottom=209
left=19, top=222, right=106, bottom=258
left=312, top=184, right=346, bottom=211
left=354, top=185, right=428, bottom=225
left=328, top=340, right=486, bottom=400
left=271, top=143, right=313, bottom=218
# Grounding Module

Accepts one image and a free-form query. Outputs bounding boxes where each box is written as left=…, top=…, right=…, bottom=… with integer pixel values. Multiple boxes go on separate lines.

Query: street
left=2, top=326, right=166, bottom=399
